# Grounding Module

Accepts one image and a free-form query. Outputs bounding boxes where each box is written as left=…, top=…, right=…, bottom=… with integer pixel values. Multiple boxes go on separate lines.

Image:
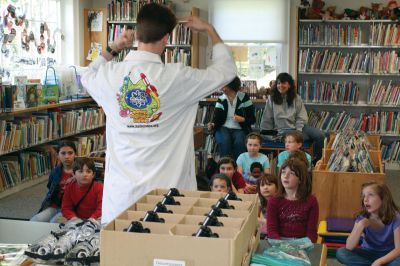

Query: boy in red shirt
left=62, top=157, right=103, bottom=221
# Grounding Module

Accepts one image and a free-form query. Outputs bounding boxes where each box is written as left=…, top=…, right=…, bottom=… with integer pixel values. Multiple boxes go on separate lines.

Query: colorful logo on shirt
left=117, top=73, right=162, bottom=123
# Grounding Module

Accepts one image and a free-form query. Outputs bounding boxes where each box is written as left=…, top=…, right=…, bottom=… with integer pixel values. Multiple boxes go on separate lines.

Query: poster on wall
left=89, top=11, right=103, bottom=32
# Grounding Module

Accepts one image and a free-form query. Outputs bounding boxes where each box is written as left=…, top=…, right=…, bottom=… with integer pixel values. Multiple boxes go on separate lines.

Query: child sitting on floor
left=237, top=133, right=270, bottom=193
left=30, top=141, right=77, bottom=223
left=277, top=131, right=312, bottom=168
left=257, top=173, right=278, bottom=238
left=267, top=157, right=319, bottom=243
left=217, top=157, right=246, bottom=193
left=336, top=182, right=400, bottom=266
left=61, top=157, right=103, bottom=221
left=209, top=173, right=232, bottom=193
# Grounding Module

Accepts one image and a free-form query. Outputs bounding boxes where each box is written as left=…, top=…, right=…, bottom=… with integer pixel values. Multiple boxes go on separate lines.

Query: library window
left=228, top=43, right=282, bottom=89
left=0, top=0, right=61, bottom=81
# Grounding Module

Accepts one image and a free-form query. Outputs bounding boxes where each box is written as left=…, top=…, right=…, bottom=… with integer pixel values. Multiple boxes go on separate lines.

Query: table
left=0, top=219, right=59, bottom=244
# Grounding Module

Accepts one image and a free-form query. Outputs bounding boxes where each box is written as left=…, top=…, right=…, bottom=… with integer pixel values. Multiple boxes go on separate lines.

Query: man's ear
left=162, top=34, right=169, bottom=45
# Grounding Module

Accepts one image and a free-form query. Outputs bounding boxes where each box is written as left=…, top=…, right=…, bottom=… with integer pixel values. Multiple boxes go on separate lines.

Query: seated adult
left=260, top=72, right=325, bottom=162
left=208, top=76, right=255, bottom=160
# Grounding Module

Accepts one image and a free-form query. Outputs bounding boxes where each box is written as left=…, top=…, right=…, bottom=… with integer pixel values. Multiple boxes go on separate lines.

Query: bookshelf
left=107, top=4, right=199, bottom=68
left=297, top=18, right=400, bottom=163
left=0, top=99, right=106, bottom=196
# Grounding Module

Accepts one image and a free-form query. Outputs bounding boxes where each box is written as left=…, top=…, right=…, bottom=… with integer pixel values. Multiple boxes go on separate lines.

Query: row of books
left=195, top=104, right=266, bottom=129
left=107, top=0, right=171, bottom=22
left=241, top=80, right=261, bottom=100
left=168, top=24, right=191, bottom=46
left=369, top=80, right=400, bottom=106
left=108, top=24, right=129, bottom=43
left=0, top=146, right=57, bottom=191
left=381, top=140, right=400, bottom=163
left=72, top=133, right=106, bottom=157
left=299, top=49, right=371, bottom=73
left=0, top=107, right=105, bottom=155
left=327, top=131, right=375, bottom=173
left=299, top=24, right=364, bottom=46
left=370, top=50, right=400, bottom=74
left=298, top=80, right=360, bottom=104
left=195, top=105, right=215, bottom=127
left=370, top=23, right=400, bottom=46
left=108, top=23, right=191, bottom=46
left=164, top=48, right=191, bottom=65
left=308, top=110, right=399, bottom=134
left=0, top=83, right=52, bottom=112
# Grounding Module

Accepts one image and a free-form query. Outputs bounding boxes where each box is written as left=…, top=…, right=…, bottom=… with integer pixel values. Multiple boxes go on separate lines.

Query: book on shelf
left=13, top=75, right=27, bottom=110
left=308, top=110, right=399, bottom=135
left=299, top=80, right=360, bottom=104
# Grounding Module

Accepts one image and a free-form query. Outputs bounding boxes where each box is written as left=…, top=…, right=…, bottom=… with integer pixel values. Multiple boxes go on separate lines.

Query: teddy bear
left=306, top=0, right=325, bottom=19
left=359, top=6, right=371, bottom=20
left=323, top=6, right=338, bottom=20
left=371, top=3, right=382, bottom=19
left=299, top=0, right=310, bottom=19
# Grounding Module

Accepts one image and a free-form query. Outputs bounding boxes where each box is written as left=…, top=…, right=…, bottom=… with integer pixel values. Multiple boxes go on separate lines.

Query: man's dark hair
left=226, top=76, right=241, bottom=92
left=136, top=3, right=177, bottom=43
left=73, top=157, right=96, bottom=174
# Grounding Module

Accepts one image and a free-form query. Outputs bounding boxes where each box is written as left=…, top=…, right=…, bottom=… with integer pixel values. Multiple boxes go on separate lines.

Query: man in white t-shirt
left=81, top=3, right=236, bottom=224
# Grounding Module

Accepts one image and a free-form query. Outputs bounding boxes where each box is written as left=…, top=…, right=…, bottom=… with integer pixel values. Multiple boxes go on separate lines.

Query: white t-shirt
left=223, top=95, right=241, bottom=129
left=81, top=44, right=236, bottom=224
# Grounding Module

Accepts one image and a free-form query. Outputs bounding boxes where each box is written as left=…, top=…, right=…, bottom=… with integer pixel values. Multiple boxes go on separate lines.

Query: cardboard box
left=101, top=189, right=259, bottom=266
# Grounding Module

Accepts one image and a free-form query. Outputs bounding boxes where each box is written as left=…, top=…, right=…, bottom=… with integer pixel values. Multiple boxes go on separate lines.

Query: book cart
left=100, top=189, right=259, bottom=266
left=312, top=134, right=385, bottom=222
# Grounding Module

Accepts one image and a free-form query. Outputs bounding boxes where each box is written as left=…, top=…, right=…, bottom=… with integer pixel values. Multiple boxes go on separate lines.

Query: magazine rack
left=313, top=134, right=385, bottom=222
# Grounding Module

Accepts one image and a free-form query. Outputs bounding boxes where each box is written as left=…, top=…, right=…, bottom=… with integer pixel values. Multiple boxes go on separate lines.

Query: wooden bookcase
left=0, top=99, right=106, bottom=199
left=312, top=134, right=385, bottom=222
left=297, top=18, right=400, bottom=162
left=106, top=6, right=199, bottom=68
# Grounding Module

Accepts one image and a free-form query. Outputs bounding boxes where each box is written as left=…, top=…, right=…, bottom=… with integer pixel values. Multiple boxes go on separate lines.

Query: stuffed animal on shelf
left=344, top=8, right=359, bottom=20
left=371, top=3, right=382, bottom=19
left=387, top=0, right=400, bottom=21
left=323, top=6, right=338, bottom=20
left=299, top=0, right=310, bottom=19
left=359, top=6, right=371, bottom=20
left=306, top=0, right=325, bottom=19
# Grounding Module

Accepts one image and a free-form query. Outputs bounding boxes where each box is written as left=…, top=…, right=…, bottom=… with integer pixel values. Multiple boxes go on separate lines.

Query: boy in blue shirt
left=237, top=133, right=270, bottom=193
left=277, top=131, right=312, bottom=168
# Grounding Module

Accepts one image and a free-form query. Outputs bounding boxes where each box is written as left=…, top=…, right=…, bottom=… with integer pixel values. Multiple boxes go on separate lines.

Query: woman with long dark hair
left=260, top=72, right=325, bottom=162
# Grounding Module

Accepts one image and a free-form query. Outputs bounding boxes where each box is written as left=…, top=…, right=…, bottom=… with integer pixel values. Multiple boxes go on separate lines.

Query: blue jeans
left=215, top=126, right=246, bottom=160
left=30, top=207, right=62, bottom=223
left=302, top=125, right=325, bottom=161
left=336, top=247, right=400, bottom=266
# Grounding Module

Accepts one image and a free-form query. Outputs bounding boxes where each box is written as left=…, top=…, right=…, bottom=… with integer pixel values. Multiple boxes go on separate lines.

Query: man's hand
left=112, top=27, right=135, bottom=51
left=207, top=122, right=215, bottom=131
left=181, top=16, right=222, bottom=45
left=181, top=16, right=212, bottom=32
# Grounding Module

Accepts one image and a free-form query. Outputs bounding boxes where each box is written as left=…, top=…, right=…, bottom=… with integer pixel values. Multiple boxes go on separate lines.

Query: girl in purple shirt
left=336, top=182, right=400, bottom=266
